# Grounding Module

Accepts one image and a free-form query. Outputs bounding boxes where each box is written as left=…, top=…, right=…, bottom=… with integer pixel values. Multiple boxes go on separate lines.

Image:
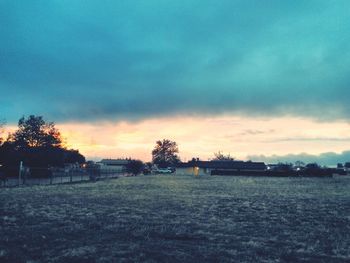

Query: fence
left=0, top=166, right=126, bottom=188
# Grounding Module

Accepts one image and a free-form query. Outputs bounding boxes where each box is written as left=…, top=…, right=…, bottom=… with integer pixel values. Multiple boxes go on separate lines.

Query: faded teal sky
left=1, top=0, right=350, bottom=122
left=1, top=1, right=350, bottom=164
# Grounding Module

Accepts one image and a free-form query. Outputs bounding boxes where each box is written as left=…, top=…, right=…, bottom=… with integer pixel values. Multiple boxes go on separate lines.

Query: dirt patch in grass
left=1, top=176, right=350, bottom=262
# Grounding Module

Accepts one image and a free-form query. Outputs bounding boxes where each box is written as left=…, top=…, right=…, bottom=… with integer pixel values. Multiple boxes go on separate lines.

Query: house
left=96, top=159, right=129, bottom=173
left=175, top=160, right=266, bottom=176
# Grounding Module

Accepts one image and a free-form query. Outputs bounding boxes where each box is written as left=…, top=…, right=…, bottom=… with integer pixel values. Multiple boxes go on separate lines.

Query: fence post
left=23, top=167, right=26, bottom=185
left=18, top=161, right=23, bottom=186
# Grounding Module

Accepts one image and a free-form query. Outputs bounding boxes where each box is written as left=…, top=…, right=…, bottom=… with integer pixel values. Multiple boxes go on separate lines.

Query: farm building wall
left=175, top=167, right=210, bottom=176
left=98, top=164, right=125, bottom=172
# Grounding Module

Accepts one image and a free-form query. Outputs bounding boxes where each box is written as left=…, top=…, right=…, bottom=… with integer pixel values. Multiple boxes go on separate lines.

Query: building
left=175, top=160, right=266, bottom=176
left=96, top=159, right=129, bottom=173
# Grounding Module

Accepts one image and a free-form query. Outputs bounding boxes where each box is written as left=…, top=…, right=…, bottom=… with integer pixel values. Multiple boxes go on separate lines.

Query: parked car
left=154, top=168, right=173, bottom=174
left=167, top=167, right=176, bottom=173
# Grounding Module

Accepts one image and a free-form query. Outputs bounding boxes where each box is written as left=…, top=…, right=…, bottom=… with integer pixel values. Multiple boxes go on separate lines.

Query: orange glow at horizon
left=55, top=115, right=350, bottom=162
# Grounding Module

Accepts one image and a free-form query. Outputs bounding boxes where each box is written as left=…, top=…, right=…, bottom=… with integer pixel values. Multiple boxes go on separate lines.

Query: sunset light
left=58, top=115, right=350, bottom=164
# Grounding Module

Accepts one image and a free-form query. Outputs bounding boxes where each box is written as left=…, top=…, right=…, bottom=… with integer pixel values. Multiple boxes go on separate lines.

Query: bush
left=126, top=160, right=144, bottom=176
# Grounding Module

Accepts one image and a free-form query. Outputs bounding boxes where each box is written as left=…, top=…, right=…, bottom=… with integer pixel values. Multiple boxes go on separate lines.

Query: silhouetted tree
left=152, top=139, right=180, bottom=168
left=213, top=151, right=234, bottom=161
left=64, top=149, right=85, bottom=164
left=126, top=159, right=144, bottom=176
left=305, top=163, right=321, bottom=169
left=10, top=115, right=62, bottom=148
left=0, top=119, right=5, bottom=146
left=294, top=160, right=305, bottom=169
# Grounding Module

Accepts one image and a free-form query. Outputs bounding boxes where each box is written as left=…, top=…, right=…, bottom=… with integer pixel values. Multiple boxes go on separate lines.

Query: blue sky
left=1, top=1, right=350, bottom=163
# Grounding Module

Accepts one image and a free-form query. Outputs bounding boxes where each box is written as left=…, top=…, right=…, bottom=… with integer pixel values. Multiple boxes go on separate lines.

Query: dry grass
left=1, top=175, right=350, bottom=262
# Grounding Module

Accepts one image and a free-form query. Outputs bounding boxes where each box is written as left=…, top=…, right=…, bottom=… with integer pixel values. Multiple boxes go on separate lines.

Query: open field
left=1, top=175, right=350, bottom=263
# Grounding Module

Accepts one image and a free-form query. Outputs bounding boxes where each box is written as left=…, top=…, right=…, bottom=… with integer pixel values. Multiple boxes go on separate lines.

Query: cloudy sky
left=1, top=0, right=350, bottom=164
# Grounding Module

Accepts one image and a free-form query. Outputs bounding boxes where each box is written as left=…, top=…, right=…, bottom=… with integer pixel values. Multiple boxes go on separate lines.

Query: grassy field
left=1, top=175, right=350, bottom=263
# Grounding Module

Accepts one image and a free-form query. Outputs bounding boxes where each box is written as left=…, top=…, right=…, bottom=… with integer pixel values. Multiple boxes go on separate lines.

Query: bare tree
left=213, top=151, right=234, bottom=161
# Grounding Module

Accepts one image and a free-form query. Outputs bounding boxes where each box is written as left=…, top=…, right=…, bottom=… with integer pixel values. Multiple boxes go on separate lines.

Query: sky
left=1, top=0, right=350, bottom=164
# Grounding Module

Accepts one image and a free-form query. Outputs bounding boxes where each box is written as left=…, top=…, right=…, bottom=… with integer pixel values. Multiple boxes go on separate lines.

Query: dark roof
left=176, top=160, right=266, bottom=170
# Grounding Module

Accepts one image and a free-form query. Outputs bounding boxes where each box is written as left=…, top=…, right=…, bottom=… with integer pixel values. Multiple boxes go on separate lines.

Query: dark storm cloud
left=266, top=137, right=350, bottom=143
left=248, top=151, right=350, bottom=166
left=1, top=0, right=350, bottom=122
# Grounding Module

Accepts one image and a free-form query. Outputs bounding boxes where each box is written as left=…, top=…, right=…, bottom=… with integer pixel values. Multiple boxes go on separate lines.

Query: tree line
left=0, top=115, right=182, bottom=177
left=0, top=115, right=85, bottom=176
left=0, top=115, right=333, bottom=178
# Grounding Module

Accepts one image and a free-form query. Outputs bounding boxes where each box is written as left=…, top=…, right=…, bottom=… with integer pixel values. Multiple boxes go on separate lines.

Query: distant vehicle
left=167, top=167, right=176, bottom=173
left=154, top=168, right=173, bottom=174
